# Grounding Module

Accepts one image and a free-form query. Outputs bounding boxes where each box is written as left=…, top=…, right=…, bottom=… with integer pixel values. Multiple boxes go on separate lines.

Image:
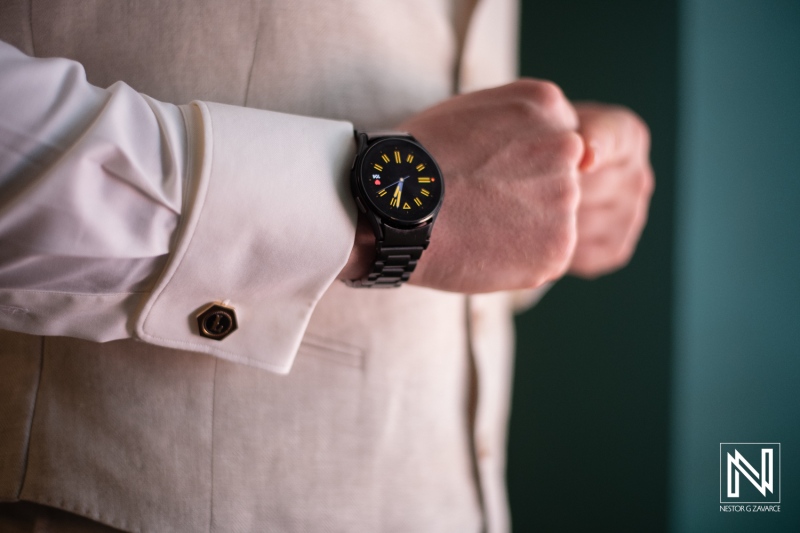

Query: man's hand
left=395, top=79, right=585, bottom=293
left=569, top=103, right=654, bottom=278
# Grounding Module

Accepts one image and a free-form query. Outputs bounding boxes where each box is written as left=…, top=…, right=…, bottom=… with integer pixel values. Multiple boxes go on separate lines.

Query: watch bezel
left=355, top=137, right=444, bottom=227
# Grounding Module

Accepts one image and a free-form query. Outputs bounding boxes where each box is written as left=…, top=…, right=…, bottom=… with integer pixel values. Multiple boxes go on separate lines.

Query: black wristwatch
left=347, top=131, right=444, bottom=288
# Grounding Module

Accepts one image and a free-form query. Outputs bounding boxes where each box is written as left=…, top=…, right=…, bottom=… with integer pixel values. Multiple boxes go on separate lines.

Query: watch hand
left=377, top=179, right=402, bottom=194
left=390, top=176, right=410, bottom=207
left=377, top=176, right=410, bottom=195
left=391, top=182, right=402, bottom=207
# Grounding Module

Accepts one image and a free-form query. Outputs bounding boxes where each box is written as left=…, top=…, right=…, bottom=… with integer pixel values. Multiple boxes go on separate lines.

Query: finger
left=579, top=156, right=654, bottom=206
left=619, top=167, right=654, bottom=253
left=576, top=104, right=648, bottom=170
left=508, top=79, right=581, bottom=132
left=576, top=106, right=627, bottom=169
left=572, top=178, right=652, bottom=276
left=575, top=203, right=634, bottom=242
left=568, top=238, right=631, bottom=279
left=579, top=163, right=636, bottom=205
left=517, top=130, right=585, bottom=178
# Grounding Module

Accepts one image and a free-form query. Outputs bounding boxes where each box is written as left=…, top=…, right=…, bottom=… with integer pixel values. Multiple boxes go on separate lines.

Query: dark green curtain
left=508, top=1, right=678, bottom=531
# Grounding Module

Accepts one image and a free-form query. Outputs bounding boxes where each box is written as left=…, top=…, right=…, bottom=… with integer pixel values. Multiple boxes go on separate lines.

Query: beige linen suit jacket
left=0, top=1, right=531, bottom=531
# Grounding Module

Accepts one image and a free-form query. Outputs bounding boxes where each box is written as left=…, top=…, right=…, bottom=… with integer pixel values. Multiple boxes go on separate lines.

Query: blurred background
left=507, top=1, right=800, bottom=531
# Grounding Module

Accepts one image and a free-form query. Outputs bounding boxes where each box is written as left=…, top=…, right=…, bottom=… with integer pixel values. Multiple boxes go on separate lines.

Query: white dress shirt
left=0, top=1, right=528, bottom=530
left=0, top=40, right=358, bottom=373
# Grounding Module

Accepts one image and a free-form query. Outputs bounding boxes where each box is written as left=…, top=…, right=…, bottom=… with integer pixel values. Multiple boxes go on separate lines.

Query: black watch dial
left=358, top=138, right=444, bottom=224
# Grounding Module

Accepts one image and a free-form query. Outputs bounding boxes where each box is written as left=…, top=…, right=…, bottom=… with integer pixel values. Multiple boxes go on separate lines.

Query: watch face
left=358, top=138, right=444, bottom=225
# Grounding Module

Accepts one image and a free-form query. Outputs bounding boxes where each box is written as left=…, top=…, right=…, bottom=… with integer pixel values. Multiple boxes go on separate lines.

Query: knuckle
left=549, top=208, right=579, bottom=277
left=570, top=257, right=600, bottom=280
left=557, top=173, right=580, bottom=212
left=553, top=131, right=585, bottom=168
left=603, top=105, right=649, bottom=148
left=637, top=118, right=651, bottom=149
left=511, top=78, right=540, bottom=92
left=613, top=240, right=636, bottom=268
left=532, top=80, right=567, bottom=109
left=507, top=79, right=541, bottom=105
left=553, top=234, right=577, bottom=277
left=638, top=166, right=656, bottom=197
left=622, top=109, right=651, bottom=151
left=514, top=79, right=568, bottom=108
left=508, top=97, right=538, bottom=119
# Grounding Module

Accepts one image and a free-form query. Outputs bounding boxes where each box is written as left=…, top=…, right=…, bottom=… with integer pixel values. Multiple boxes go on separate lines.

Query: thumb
left=575, top=103, right=625, bottom=172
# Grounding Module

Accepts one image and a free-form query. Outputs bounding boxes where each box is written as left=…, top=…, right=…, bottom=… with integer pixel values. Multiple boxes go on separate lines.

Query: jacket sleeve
left=0, top=40, right=357, bottom=374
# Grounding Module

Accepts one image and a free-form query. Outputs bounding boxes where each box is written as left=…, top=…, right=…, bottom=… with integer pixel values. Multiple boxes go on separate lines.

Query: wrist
left=338, top=212, right=376, bottom=281
left=344, top=131, right=443, bottom=287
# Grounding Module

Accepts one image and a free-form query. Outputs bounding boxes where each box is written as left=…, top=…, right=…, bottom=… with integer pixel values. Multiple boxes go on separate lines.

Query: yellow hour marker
left=420, top=188, right=430, bottom=196
left=377, top=189, right=387, bottom=197
left=381, top=154, right=390, bottom=163
left=417, top=177, right=431, bottom=183
left=394, top=150, right=401, bottom=164
left=373, top=163, right=383, bottom=171
left=414, top=197, right=422, bottom=206
left=402, top=202, right=411, bottom=210
left=390, top=184, right=402, bottom=207
left=406, top=154, right=414, bottom=163
left=416, top=163, right=426, bottom=171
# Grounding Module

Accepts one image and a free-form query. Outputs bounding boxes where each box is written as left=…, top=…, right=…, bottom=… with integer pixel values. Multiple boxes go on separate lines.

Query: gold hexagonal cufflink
left=196, top=303, right=238, bottom=341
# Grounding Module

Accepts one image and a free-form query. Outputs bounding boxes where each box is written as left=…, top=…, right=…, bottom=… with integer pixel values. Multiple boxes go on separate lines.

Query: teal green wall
left=670, top=1, right=800, bottom=532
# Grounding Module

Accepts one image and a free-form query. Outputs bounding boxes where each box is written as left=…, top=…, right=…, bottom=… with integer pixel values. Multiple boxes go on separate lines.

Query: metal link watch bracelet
left=347, top=131, right=444, bottom=288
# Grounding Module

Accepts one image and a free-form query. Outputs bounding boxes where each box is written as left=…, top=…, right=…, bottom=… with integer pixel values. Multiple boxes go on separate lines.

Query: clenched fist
left=399, top=79, right=585, bottom=293
left=340, top=82, right=655, bottom=292
left=569, top=103, right=654, bottom=278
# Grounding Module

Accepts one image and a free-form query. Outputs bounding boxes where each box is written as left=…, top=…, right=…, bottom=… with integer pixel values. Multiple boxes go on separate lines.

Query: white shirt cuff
left=134, top=102, right=356, bottom=373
